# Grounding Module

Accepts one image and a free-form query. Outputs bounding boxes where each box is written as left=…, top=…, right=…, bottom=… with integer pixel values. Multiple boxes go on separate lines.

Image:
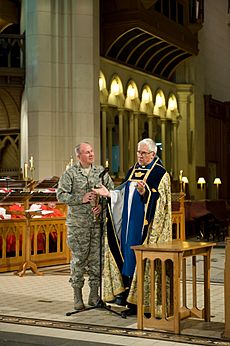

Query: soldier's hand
left=82, top=191, right=96, bottom=203
left=92, top=204, right=101, bottom=217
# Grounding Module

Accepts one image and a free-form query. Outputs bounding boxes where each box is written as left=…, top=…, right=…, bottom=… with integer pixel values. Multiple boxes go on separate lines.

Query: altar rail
left=0, top=216, right=70, bottom=273
left=0, top=219, right=26, bottom=272
left=0, top=193, right=185, bottom=273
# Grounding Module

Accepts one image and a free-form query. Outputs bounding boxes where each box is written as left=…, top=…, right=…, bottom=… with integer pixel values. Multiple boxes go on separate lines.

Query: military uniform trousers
left=67, top=217, right=102, bottom=289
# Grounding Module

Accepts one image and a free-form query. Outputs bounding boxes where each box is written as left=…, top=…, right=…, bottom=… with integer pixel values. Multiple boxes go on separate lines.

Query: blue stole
left=120, top=161, right=154, bottom=277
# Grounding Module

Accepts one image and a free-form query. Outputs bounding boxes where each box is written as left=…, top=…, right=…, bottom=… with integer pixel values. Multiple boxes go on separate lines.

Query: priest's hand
left=136, top=181, right=146, bottom=195
left=92, top=185, right=111, bottom=198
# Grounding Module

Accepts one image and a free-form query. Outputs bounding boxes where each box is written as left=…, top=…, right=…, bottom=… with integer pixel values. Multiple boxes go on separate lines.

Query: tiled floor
left=0, top=246, right=228, bottom=346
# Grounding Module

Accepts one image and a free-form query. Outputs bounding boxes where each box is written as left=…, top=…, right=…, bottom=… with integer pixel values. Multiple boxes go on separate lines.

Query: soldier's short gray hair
left=74, top=142, right=90, bottom=156
left=138, top=138, right=157, bottom=154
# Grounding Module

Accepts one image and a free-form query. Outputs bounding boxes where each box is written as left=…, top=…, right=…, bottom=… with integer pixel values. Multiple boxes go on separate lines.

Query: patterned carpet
left=0, top=315, right=229, bottom=346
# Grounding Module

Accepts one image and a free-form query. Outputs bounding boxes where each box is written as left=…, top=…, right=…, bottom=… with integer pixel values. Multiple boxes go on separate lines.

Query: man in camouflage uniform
left=57, top=142, right=114, bottom=310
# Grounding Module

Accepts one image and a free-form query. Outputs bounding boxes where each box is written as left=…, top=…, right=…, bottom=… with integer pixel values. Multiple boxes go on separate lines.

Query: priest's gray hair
left=138, top=138, right=157, bottom=154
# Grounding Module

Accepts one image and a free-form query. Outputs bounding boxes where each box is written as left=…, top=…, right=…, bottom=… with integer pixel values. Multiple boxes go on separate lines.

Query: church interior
left=0, top=0, right=230, bottom=345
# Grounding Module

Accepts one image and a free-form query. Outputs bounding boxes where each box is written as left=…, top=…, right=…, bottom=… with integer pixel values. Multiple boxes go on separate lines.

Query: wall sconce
left=197, top=177, right=206, bottom=190
left=128, top=86, right=135, bottom=100
left=112, top=81, right=120, bottom=95
left=181, top=176, right=189, bottom=192
left=99, top=77, right=103, bottom=91
left=156, top=93, right=163, bottom=107
left=142, top=89, right=150, bottom=103
left=168, top=97, right=176, bottom=111
left=213, top=177, right=221, bottom=199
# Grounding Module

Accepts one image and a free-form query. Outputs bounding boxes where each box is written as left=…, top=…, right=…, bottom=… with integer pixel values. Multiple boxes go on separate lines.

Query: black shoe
left=114, top=294, right=127, bottom=306
left=125, top=303, right=137, bottom=316
left=144, top=312, right=151, bottom=318
left=114, top=290, right=129, bottom=306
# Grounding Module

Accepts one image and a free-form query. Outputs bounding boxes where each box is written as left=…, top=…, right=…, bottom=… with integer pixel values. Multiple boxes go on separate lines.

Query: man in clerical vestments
left=93, top=138, right=172, bottom=315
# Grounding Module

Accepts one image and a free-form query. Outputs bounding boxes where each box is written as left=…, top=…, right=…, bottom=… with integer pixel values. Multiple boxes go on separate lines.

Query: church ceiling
left=104, top=27, right=192, bottom=81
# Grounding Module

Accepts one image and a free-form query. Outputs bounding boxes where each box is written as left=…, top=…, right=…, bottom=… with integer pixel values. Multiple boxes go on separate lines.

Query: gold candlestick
left=30, top=167, right=35, bottom=180
left=29, top=156, right=34, bottom=169
left=179, top=170, right=183, bottom=192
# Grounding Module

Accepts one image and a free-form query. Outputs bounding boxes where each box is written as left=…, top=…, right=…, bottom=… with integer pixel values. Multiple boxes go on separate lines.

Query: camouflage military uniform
left=57, top=162, right=114, bottom=290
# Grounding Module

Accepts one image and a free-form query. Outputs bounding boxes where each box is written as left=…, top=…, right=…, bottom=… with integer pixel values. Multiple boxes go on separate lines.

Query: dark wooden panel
left=204, top=95, right=230, bottom=200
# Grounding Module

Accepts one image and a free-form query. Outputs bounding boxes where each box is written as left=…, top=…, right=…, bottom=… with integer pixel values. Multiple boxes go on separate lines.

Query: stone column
left=123, top=111, right=129, bottom=173
left=21, top=0, right=100, bottom=179
left=101, top=105, right=107, bottom=166
left=129, top=111, right=135, bottom=166
left=147, top=114, right=153, bottom=139
left=160, top=118, right=167, bottom=165
left=154, top=105, right=166, bottom=164
left=107, top=124, right=113, bottom=172
left=172, top=120, right=179, bottom=180
left=152, top=117, right=158, bottom=141
left=177, top=85, right=193, bottom=177
left=118, top=108, right=124, bottom=178
left=134, top=112, right=139, bottom=149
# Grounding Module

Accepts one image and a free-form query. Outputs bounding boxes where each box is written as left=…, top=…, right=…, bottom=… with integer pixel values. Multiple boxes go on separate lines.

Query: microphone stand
left=66, top=167, right=126, bottom=318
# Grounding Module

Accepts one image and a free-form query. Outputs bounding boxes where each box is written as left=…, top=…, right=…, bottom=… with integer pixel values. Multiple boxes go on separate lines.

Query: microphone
left=99, top=166, right=109, bottom=178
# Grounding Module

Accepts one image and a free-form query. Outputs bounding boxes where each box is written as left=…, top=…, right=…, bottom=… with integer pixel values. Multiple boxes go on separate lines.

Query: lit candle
left=66, top=164, right=70, bottom=171
left=70, top=157, right=74, bottom=166
left=30, top=156, right=34, bottom=168
left=178, top=170, right=183, bottom=191
left=105, top=160, right=109, bottom=168
left=24, top=163, right=28, bottom=179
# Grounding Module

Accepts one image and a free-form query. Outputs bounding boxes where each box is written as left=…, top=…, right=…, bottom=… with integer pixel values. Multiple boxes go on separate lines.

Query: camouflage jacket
left=56, top=162, right=114, bottom=226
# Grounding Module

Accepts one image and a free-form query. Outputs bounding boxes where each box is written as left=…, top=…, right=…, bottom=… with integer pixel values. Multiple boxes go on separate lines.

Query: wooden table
left=132, top=240, right=215, bottom=334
